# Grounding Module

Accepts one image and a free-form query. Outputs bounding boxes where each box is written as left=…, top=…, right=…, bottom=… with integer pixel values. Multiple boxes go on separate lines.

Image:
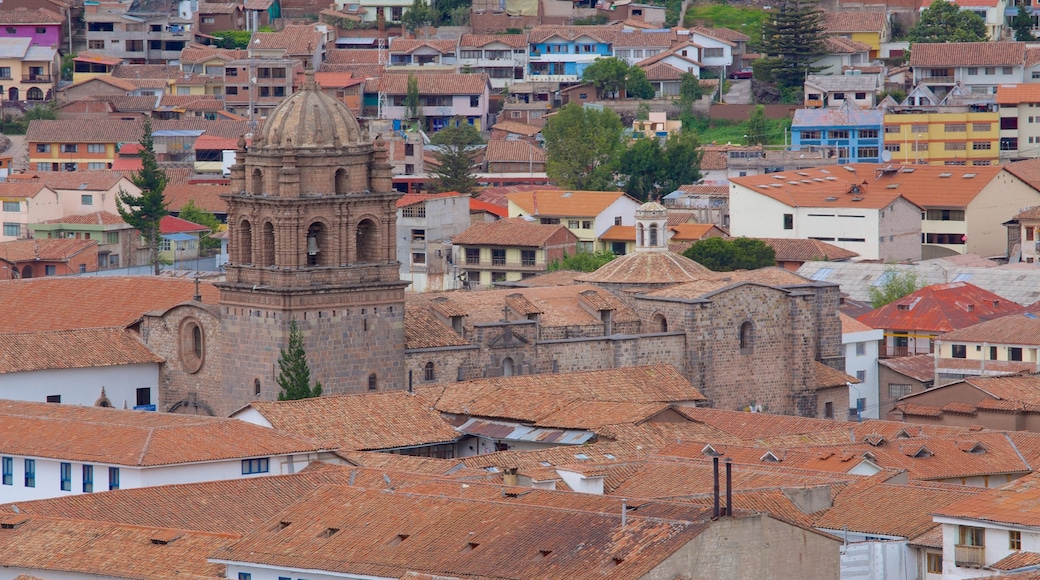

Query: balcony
left=954, top=545, right=984, bottom=568
left=22, top=74, right=52, bottom=83
left=461, top=259, right=544, bottom=272
left=920, top=75, right=955, bottom=84
left=880, top=344, right=934, bottom=358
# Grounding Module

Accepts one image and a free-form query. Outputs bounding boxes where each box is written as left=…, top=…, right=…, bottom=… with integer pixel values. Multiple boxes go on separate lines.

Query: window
left=1011, top=530, right=1022, bottom=551
left=88, top=39, right=105, bottom=50
left=985, top=67, right=995, bottom=75
left=859, top=147, right=879, bottom=159
left=824, top=401, right=834, bottom=419
left=88, top=163, right=106, bottom=170
left=412, top=252, right=425, bottom=264
left=465, top=248, right=480, bottom=265
left=521, top=249, right=535, bottom=266
left=959, top=525, right=984, bottom=547
left=926, top=209, right=965, bottom=221
left=972, top=141, right=991, bottom=150
left=83, top=465, right=93, bottom=493
left=46, top=395, right=60, bottom=403
left=238, top=574, right=252, bottom=580
left=24, top=459, right=34, bottom=487
left=945, top=142, right=966, bottom=151
left=783, top=213, right=793, bottom=230
left=2, top=201, right=17, bottom=212
left=703, top=47, right=724, bottom=58
left=1, top=457, right=10, bottom=486
left=800, top=130, right=821, bottom=140
left=81, top=194, right=93, bottom=206
left=889, top=384, right=912, bottom=398
left=832, top=92, right=845, bottom=100
left=470, top=96, right=480, bottom=107
left=945, top=124, right=967, bottom=132
left=1010, top=347, right=1024, bottom=361
left=972, top=123, right=991, bottom=131
left=967, top=67, right=978, bottom=75
left=952, top=344, right=967, bottom=358
left=927, top=553, right=942, bottom=574
left=424, top=362, right=435, bottom=381
left=1026, top=226, right=1035, bottom=241
left=226, top=86, right=238, bottom=95
left=582, top=220, right=593, bottom=229
left=855, top=342, right=866, bottom=356
left=36, top=143, right=50, bottom=153
left=242, top=458, right=270, bottom=474
left=87, top=143, right=105, bottom=153
left=109, top=467, right=119, bottom=490
left=739, top=321, right=753, bottom=352
left=45, top=265, right=56, bottom=276
left=829, top=130, right=850, bottom=139
left=60, top=462, right=71, bottom=491
left=3, top=222, right=20, bottom=237
left=614, top=216, right=622, bottom=225
left=859, top=129, right=878, bottom=139
left=568, top=220, right=579, bottom=228
left=61, top=144, right=78, bottom=153
left=1004, top=66, right=1014, bottom=75
left=492, top=248, right=505, bottom=265
left=137, top=387, right=151, bottom=407
left=368, top=373, right=378, bottom=391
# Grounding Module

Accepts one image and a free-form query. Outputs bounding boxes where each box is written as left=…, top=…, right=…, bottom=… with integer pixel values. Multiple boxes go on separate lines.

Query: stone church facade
left=142, top=85, right=847, bottom=419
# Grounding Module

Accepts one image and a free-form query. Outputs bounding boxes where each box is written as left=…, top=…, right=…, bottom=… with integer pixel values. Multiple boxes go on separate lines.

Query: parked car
left=729, top=70, right=753, bottom=79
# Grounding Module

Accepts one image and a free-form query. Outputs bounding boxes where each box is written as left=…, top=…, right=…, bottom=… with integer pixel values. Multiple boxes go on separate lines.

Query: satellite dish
left=881, top=150, right=893, bottom=162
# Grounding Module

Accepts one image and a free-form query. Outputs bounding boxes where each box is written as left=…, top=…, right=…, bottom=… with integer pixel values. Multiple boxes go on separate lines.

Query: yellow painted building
left=883, top=112, right=1000, bottom=166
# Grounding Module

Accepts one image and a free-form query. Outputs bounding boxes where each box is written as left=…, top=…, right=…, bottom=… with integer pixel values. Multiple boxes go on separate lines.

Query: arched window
left=179, top=319, right=205, bottom=373
left=424, top=361, right=435, bottom=381
left=335, top=168, right=349, bottom=195
left=502, top=357, right=514, bottom=377
left=239, top=219, right=253, bottom=265
left=7, top=87, right=17, bottom=101
left=636, top=223, right=644, bottom=247
left=26, top=87, right=43, bottom=101
left=20, top=265, right=32, bottom=278
left=192, top=324, right=203, bottom=359
left=368, top=373, right=378, bottom=391
left=649, top=224, right=658, bottom=246
left=250, top=168, right=263, bottom=195
left=306, top=222, right=327, bottom=266
left=739, top=321, right=754, bottom=353
left=262, top=221, right=275, bottom=267
left=356, top=218, right=377, bottom=262
left=254, top=378, right=261, bottom=397
left=652, top=313, right=667, bottom=333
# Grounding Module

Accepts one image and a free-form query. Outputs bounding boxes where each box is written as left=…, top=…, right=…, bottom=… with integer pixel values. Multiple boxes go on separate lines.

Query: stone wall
left=142, top=302, right=224, bottom=416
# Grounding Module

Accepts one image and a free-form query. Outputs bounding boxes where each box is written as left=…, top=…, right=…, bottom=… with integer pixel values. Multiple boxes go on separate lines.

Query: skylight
left=810, top=268, right=833, bottom=281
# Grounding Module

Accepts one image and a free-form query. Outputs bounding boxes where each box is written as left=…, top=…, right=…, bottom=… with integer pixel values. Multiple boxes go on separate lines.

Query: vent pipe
left=712, top=456, right=720, bottom=518
left=725, top=458, right=733, bottom=517
left=621, top=498, right=627, bottom=527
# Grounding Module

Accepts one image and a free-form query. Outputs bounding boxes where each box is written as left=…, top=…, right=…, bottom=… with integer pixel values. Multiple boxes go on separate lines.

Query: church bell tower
left=218, top=71, right=408, bottom=405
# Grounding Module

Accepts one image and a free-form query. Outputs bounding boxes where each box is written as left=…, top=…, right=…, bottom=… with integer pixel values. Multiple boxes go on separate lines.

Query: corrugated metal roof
left=456, top=418, right=595, bottom=445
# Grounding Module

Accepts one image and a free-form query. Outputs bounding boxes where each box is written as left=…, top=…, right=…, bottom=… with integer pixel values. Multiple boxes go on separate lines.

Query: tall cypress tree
left=759, top=0, right=828, bottom=90
left=117, top=118, right=169, bottom=275
left=276, top=319, right=323, bottom=401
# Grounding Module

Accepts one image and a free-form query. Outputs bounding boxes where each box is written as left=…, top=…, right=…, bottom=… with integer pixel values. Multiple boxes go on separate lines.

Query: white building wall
left=844, top=328, right=883, bottom=420
left=0, top=364, right=160, bottom=408
left=936, top=518, right=1040, bottom=579
left=593, top=196, right=640, bottom=238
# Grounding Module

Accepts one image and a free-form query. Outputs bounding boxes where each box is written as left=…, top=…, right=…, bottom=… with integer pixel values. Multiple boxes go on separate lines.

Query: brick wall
left=142, top=303, right=224, bottom=416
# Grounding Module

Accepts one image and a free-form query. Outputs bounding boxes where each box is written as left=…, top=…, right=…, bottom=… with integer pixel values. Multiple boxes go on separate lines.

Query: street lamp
left=916, top=134, right=922, bottom=164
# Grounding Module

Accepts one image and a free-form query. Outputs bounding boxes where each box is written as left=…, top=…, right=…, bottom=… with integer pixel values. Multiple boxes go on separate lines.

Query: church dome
left=636, top=200, right=667, bottom=218
left=258, top=71, right=363, bottom=149
left=576, top=251, right=717, bottom=286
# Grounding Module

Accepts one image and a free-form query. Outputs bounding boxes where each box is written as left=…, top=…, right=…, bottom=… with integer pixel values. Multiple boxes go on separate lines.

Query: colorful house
left=822, top=11, right=891, bottom=60
left=527, top=25, right=614, bottom=83
left=0, top=238, right=97, bottom=278
left=0, top=7, right=64, bottom=49
left=882, top=110, right=1000, bottom=166
left=792, top=106, right=884, bottom=164
left=452, top=218, right=579, bottom=287
left=159, top=215, right=210, bottom=266
left=0, top=36, right=58, bottom=102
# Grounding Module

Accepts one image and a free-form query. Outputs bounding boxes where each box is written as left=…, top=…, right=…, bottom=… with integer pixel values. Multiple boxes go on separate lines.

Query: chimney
left=621, top=498, right=628, bottom=527
left=725, top=458, right=732, bottom=517
left=502, top=467, right=518, bottom=487
left=712, top=456, right=720, bottom=518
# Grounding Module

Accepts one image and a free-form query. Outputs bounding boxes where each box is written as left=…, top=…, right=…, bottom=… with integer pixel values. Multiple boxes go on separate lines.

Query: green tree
left=1012, top=5, right=1036, bottom=41
left=542, top=103, right=624, bottom=191
left=758, top=0, right=828, bottom=90
left=61, top=53, right=75, bottom=82
left=548, top=250, right=616, bottom=272
left=619, top=137, right=662, bottom=202
left=116, top=118, right=169, bottom=275
left=400, top=0, right=434, bottom=33
left=211, top=30, right=252, bottom=49
left=626, top=65, right=655, bottom=100
left=177, top=200, right=222, bottom=251
left=908, top=0, right=987, bottom=42
left=744, top=105, right=768, bottom=146
left=682, top=237, right=776, bottom=271
left=619, top=130, right=702, bottom=202
left=430, top=119, right=482, bottom=194
left=867, top=269, right=922, bottom=308
left=678, top=73, right=705, bottom=114
left=276, top=319, right=323, bottom=401
left=404, top=74, right=420, bottom=121
left=581, top=57, right=630, bottom=99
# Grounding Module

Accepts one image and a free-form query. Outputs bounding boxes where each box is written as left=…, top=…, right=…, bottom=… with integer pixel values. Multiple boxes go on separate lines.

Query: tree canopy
left=177, top=200, right=221, bottom=250
left=117, top=118, right=169, bottom=275
left=211, top=30, right=251, bottom=49
left=626, top=65, right=655, bottom=100
left=277, top=319, right=323, bottom=401
left=582, top=57, right=630, bottom=99
left=400, top=0, right=435, bottom=33
left=908, top=0, right=987, bottom=43
left=867, top=269, right=922, bottom=308
left=404, top=74, right=420, bottom=121
left=1012, top=5, right=1035, bottom=41
left=678, top=73, right=706, bottom=114
left=744, top=105, right=768, bottom=146
left=548, top=250, right=616, bottom=272
left=619, top=131, right=702, bottom=202
left=682, top=237, right=776, bottom=272
left=542, top=103, right=624, bottom=191
left=757, top=0, right=828, bottom=89
left=430, top=119, right=482, bottom=194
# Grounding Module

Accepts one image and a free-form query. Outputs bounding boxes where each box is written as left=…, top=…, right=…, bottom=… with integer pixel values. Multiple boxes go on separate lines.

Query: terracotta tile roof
left=934, top=471, right=1040, bottom=526
left=396, top=191, right=465, bottom=209
left=0, top=515, right=233, bottom=578
left=825, top=36, right=872, bottom=54
left=325, top=48, right=383, bottom=64
left=598, top=223, right=721, bottom=242
left=908, top=525, right=943, bottom=548
left=253, top=24, right=323, bottom=54
left=698, top=144, right=761, bottom=170
left=194, top=133, right=240, bottom=150
left=160, top=214, right=209, bottom=234
left=26, top=119, right=143, bottom=143
left=576, top=250, right=718, bottom=285
left=0, top=327, right=161, bottom=374
left=62, top=75, right=136, bottom=93
left=245, top=389, right=459, bottom=451
left=996, top=83, right=1040, bottom=105
left=453, top=218, right=571, bottom=247
left=0, top=277, right=220, bottom=333
left=756, top=237, right=859, bottom=262
left=642, top=61, right=684, bottom=81
left=678, top=406, right=854, bottom=440
left=163, top=181, right=230, bottom=213
left=814, top=361, right=860, bottom=389
left=209, top=483, right=722, bottom=579
left=9, top=170, right=127, bottom=191
left=1014, top=204, right=1040, bottom=220
left=940, top=311, right=1040, bottom=344
left=910, top=41, right=1026, bottom=67
left=477, top=184, right=550, bottom=208
left=731, top=165, right=913, bottom=210
left=507, top=189, right=632, bottom=217
left=0, top=7, right=64, bottom=23
left=377, top=72, right=489, bottom=96
left=179, top=44, right=247, bottom=63
left=877, top=354, right=935, bottom=382
left=0, top=181, right=48, bottom=198
left=42, top=211, right=126, bottom=225
left=823, top=11, right=888, bottom=33
left=611, top=31, right=675, bottom=48
left=490, top=120, right=541, bottom=137
left=460, top=34, right=528, bottom=49
left=389, top=38, right=459, bottom=54
left=814, top=482, right=981, bottom=539
left=858, top=282, right=1023, bottom=333
left=484, top=140, right=546, bottom=164
left=339, top=451, right=477, bottom=477
left=0, top=238, right=95, bottom=263
left=314, top=71, right=365, bottom=89
left=434, top=365, right=705, bottom=423
left=992, top=552, right=1040, bottom=571
left=470, top=198, right=508, bottom=217
left=676, top=184, right=730, bottom=196
left=528, top=24, right=619, bottom=44
left=840, top=312, right=876, bottom=334
left=688, top=25, right=749, bottom=42
left=0, top=399, right=328, bottom=465
left=73, top=51, right=122, bottom=66
left=111, top=64, right=179, bottom=79
left=404, top=305, right=471, bottom=349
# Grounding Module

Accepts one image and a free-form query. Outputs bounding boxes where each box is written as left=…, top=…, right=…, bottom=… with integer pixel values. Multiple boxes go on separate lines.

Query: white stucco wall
left=844, top=328, right=883, bottom=420
left=0, top=364, right=159, bottom=408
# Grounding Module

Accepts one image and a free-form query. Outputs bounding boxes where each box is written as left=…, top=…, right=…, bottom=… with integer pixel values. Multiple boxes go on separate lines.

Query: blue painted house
left=527, top=25, right=614, bottom=83
left=791, top=106, right=884, bottom=164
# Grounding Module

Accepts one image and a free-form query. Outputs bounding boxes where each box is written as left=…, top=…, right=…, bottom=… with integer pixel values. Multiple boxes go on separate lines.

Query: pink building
left=0, top=8, right=64, bottom=48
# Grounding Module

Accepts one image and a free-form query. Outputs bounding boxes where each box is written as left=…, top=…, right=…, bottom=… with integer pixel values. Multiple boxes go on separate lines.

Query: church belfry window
left=368, top=373, right=378, bottom=391
left=649, top=224, right=658, bottom=246
left=739, top=321, right=754, bottom=353
left=239, top=219, right=253, bottom=265
left=250, top=168, right=263, bottom=195
left=262, top=221, right=275, bottom=267
left=307, top=222, right=326, bottom=266
left=356, top=218, right=377, bottom=262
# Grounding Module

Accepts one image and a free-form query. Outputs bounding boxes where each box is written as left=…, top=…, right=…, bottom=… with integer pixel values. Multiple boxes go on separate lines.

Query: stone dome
left=636, top=200, right=667, bottom=219
left=258, top=71, right=363, bottom=149
left=575, top=251, right=717, bottom=286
